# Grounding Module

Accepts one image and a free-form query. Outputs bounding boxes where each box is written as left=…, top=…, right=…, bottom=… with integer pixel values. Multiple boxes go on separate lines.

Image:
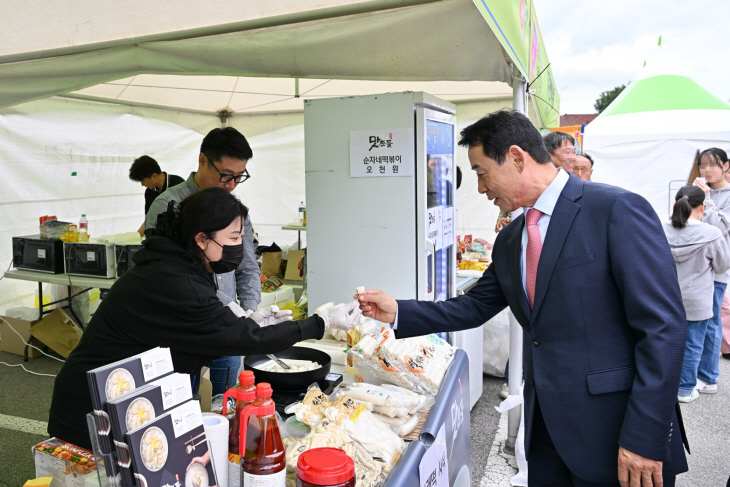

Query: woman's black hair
left=698, top=147, right=729, bottom=170
left=671, top=185, right=705, bottom=229
left=155, top=187, right=248, bottom=260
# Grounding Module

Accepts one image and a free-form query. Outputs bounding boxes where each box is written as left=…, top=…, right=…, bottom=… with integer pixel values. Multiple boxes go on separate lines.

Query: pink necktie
left=526, top=208, right=543, bottom=308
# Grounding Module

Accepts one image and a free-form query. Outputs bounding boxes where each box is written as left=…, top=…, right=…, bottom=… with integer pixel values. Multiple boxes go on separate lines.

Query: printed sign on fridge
left=349, top=128, right=414, bottom=177
left=427, top=207, right=443, bottom=250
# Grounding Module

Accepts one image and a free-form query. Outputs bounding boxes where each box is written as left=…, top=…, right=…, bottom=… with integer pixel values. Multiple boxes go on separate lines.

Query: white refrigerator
left=304, top=92, right=483, bottom=408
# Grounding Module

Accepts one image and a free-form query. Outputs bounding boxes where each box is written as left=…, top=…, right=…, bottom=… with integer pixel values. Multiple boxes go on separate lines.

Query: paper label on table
left=139, top=348, right=175, bottom=381
left=37, top=249, right=46, bottom=259
left=153, top=374, right=193, bottom=409
left=170, top=400, right=203, bottom=438
left=427, top=207, right=443, bottom=250
left=419, top=423, right=448, bottom=487
left=87, top=251, right=96, bottom=261
left=324, top=373, right=341, bottom=381
left=350, top=128, right=414, bottom=177
left=442, top=206, right=454, bottom=248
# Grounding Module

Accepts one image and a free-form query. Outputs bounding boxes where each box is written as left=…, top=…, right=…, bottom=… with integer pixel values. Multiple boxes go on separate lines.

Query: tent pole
left=505, top=66, right=527, bottom=457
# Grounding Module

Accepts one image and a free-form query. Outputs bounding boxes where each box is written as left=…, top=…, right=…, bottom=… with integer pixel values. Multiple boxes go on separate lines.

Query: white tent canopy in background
left=0, top=0, right=552, bottom=310
left=585, top=73, right=730, bottom=220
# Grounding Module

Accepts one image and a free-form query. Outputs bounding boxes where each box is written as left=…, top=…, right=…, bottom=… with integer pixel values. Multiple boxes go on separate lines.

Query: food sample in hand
left=253, top=359, right=321, bottom=373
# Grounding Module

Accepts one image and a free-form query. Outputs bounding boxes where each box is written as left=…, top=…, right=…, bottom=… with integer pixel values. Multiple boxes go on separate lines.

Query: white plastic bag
left=483, top=308, right=510, bottom=377
left=48, top=284, right=90, bottom=325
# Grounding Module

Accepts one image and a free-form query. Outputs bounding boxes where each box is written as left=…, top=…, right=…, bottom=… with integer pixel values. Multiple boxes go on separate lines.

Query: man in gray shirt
left=146, top=127, right=260, bottom=310
left=145, top=127, right=260, bottom=393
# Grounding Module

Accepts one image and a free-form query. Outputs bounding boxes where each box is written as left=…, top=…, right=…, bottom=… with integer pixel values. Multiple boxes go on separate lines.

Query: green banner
left=472, top=0, right=560, bottom=128
left=527, top=9, right=560, bottom=128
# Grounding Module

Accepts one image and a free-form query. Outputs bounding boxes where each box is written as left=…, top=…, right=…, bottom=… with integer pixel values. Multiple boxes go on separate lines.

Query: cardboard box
left=284, top=249, right=305, bottom=280
left=32, top=438, right=97, bottom=487
left=0, top=315, right=44, bottom=358
left=30, top=309, right=83, bottom=358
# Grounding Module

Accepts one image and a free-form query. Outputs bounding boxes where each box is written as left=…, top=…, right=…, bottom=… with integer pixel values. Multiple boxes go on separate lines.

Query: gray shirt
left=703, top=184, right=730, bottom=284
left=145, top=172, right=261, bottom=310
left=664, top=220, right=730, bottom=321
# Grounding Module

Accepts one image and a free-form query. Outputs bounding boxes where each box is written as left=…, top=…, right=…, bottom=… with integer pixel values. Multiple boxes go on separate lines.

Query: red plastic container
left=223, top=370, right=256, bottom=457
left=296, top=448, right=355, bottom=487
left=240, top=383, right=287, bottom=486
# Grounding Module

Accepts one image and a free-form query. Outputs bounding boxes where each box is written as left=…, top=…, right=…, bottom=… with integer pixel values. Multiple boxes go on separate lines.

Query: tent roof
left=0, top=0, right=559, bottom=123
left=66, top=76, right=513, bottom=115
left=600, top=74, right=730, bottom=118
left=0, top=0, right=513, bottom=111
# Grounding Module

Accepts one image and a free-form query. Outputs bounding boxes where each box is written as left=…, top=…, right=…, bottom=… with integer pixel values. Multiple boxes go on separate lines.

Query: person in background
left=722, top=157, right=730, bottom=360
left=573, top=153, right=594, bottom=182
left=664, top=185, right=730, bottom=403
left=48, top=188, right=360, bottom=449
left=358, top=110, right=688, bottom=486
left=694, top=147, right=730, bottom=393
left=145, top=127, right=259, bottom=395
left=543, top=131, right=576, bottom=173
left=129, top=155, right=184, bottom=237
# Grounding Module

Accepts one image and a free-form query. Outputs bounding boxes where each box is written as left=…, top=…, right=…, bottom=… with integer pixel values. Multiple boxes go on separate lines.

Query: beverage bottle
left=298, top=202, right=305, bottom=225
left=79, top=214, right=89, bottom=242
left=223, top=371, right=256, bottom=487
left=240, top=383, right=286, bottom=486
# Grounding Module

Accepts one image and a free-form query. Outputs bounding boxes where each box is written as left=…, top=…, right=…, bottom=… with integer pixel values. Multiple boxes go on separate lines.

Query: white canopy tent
left=585, top=72, right=730, bottom=220
left=0, top=0, right=557, bottom=309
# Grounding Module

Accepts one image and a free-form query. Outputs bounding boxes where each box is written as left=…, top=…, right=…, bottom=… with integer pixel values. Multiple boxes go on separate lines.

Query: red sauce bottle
left=224, top=371, right=257, bottom=457
left=240, top=383, right=286, bottom=486
left=296, top=448, right=355, bottom=487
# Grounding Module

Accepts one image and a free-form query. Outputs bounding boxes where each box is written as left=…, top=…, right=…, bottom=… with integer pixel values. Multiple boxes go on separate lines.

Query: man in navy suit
left=357, top=110, right=688, bottom=486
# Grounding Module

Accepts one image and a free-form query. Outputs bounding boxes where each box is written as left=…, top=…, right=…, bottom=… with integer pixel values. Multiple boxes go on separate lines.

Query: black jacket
left=143, top=172, right=184, bottom=214
left=48, top=236, right=323, bottom=448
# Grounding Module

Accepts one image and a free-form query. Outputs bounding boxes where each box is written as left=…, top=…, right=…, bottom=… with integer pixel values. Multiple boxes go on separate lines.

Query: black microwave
left=64, top=242, right=116, bottom=278
left=115, top=244, right=143, bottom=277
left=12, top=235, right=65, bottom=274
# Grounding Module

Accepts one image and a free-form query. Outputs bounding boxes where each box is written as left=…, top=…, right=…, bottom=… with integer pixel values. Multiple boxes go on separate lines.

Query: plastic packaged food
left=285, top=417, right=312, bottom=439
left=347, top=331, right=454, bottom=395
left=323, top=396, right=404, bottom=465
left=284, top=421, right=386, bottom=487
left=288, top=386, right=332, bottom=427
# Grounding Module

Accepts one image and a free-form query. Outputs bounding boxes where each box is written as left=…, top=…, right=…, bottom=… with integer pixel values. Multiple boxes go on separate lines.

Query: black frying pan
left=244, top=346, right=331, bottom=392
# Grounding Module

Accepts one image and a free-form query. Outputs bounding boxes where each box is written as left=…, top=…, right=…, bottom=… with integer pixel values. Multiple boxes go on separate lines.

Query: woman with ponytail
left=48, top=188, right=360, bottom=448
left=664, top=185, right=730, bottom=402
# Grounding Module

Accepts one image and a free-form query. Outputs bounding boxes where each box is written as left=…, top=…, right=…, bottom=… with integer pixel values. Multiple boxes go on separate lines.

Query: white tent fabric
left=0, top=0, right=512, bottom=110
left=0, top=0, right=549, bottom=310
left=586, top=111, right=730, bottom=221
left=0, top=95, right=517, bottom=310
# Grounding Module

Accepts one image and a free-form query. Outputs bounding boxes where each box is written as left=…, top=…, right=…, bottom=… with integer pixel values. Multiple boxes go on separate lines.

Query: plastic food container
left=296, top=448, right=355, bottom=487
left=285, top=416, right=312, bottom=438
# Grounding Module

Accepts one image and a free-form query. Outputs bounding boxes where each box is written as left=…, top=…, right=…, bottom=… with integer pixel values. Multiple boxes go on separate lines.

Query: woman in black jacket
left=48, top=187, right=359, bottom=449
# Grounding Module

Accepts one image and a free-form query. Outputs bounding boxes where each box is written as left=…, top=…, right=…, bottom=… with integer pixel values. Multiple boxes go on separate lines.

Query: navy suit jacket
left=397, top=175, right=689, bottom=482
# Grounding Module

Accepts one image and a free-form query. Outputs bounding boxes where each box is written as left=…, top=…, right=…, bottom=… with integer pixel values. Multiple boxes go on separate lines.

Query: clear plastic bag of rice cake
left=285, top=384, right=331, bottom=427
left=323, top=396, right=405, bottom=465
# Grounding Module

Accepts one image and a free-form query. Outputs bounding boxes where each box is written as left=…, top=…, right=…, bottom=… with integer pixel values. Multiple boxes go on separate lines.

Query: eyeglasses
left=205, top=154, right=250, bottom=184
